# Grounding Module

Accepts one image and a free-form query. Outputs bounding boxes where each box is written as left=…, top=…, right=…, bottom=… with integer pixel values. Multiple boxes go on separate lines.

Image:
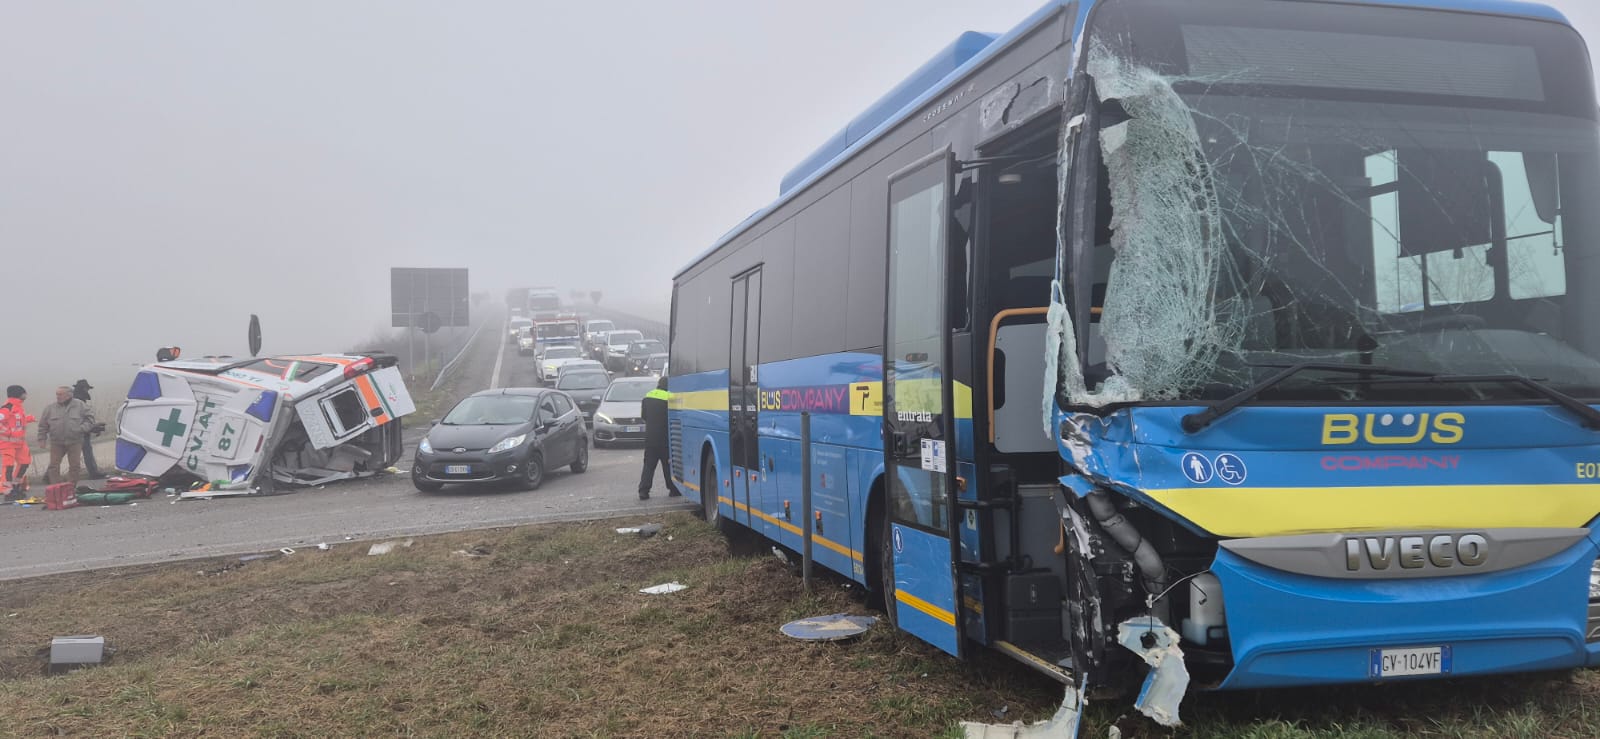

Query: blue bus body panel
left=1212, top=529, right=1598, bottom=689
left=892, top=523, right=962, bottom=656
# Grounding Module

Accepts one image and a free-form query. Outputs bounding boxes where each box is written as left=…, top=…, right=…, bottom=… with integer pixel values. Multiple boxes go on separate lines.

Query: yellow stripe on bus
left=670, top=389, right=729, bottom=411
left=895, top=589, right=957, bottom=626
left=717, top=495, right=863, bottom=562
left=1145, top=483, right=1600, bottom=539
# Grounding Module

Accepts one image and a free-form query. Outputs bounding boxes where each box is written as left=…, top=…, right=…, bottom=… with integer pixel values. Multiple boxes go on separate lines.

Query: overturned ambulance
left=115, top=353, right=415, bottom=497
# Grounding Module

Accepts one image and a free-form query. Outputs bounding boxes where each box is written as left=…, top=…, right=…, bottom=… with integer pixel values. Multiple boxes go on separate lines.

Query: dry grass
left=3, top=514, right=1600, bottom=737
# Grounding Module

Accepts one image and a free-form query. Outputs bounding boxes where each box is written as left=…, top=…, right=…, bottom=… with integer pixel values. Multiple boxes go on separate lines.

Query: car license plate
left=1370, top=645, right=1451, bottom=678
left=445, top=464, right=471, bottom=475
left=625, top=425, right=643, bottom=433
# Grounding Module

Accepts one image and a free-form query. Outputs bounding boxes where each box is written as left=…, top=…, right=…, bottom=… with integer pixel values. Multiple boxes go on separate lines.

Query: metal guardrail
left=429, top=318, right=489, bottom=392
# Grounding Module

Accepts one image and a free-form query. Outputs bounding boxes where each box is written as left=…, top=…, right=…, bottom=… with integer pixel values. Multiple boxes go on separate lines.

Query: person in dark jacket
left=638, top=376, right=680, bottom=500
left=72, top=380, right=104, bottom=479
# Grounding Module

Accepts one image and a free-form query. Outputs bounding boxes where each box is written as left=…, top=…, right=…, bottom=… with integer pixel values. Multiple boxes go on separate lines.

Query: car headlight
left=488, top=434, right=528, bottom=454
left=419, top=437, right=433, bottom=454
left=595, top=413, right=613, bottom=425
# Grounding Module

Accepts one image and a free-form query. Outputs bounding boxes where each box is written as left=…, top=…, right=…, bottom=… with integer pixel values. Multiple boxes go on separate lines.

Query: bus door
left=883, top=149, right=962, bottom=657
left=729, top=268, right=764, bottom=536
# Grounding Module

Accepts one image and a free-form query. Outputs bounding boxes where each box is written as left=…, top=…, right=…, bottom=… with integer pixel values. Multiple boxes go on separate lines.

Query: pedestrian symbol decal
left=1180, top=452, right=1213, bottom=484
left=892, top=525, right=904, bottom=554
left=1214, top=453, right=1248, bottom=485
left=156, top=409, right=188, bottom=448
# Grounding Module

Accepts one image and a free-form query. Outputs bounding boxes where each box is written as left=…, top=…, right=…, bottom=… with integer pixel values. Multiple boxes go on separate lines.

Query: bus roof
left=674, top=0, right=1569, bottom=280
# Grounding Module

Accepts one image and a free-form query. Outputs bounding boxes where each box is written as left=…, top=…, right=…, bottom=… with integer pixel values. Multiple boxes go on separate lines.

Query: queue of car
left=415, top=315, right=667, bottom=493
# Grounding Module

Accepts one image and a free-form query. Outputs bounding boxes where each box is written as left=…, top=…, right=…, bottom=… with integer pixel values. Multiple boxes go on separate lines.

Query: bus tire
left=701, top=454, right=721, bottom=525
left=876, top=501, right=899, bottom=628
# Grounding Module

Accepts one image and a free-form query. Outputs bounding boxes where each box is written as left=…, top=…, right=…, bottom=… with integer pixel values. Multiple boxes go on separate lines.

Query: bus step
left=993, top=640, right=1075, bottom=685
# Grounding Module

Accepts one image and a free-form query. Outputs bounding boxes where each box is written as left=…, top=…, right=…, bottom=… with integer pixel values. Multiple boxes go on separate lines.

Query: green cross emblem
left=156, top=409, right=188, bottom=447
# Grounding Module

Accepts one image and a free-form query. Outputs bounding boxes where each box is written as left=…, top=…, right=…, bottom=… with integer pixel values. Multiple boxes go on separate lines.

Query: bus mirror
left=1396, top=150, right=1494, bottom=257
left=1523, top=152, right=1559, bottom=224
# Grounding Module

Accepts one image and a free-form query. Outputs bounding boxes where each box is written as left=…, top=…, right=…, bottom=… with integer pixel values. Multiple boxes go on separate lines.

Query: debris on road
left=779, top=613, right=877, bottom=642
left=639, top=582, right=686, bottom=595
left=1117, top=616, right=1188, bottom=727
left=368, top=539, right=414, bottom=556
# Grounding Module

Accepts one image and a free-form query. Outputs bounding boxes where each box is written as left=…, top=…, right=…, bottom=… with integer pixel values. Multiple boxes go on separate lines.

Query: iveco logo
left=1345, top=533, right=1488, bottom=571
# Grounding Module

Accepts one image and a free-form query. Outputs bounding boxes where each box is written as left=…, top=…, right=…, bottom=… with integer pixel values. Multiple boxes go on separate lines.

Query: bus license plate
left=625, top=425, right=643, bottom=433
left=1370, top=645, right=1451, bottom=678
left=445, top=465, right=471, bottom=475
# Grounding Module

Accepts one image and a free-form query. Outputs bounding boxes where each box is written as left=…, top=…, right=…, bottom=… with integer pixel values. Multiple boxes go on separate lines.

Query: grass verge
left=1, top=514, right=1597, bottom=737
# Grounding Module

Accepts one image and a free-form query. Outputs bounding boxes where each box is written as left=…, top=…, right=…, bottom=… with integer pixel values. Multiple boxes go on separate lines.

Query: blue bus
left=667, top=0, right=1600, bottom=716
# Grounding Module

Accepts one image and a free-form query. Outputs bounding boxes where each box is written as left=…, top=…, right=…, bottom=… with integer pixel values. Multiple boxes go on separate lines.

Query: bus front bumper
left=1209, top=529, right=1600, bottom=690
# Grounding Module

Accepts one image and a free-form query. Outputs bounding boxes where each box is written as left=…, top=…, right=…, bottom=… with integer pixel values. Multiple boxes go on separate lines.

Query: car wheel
left=413, top=472, right=443, bottom=493
left=571, top=438, right=589, bottom=473
left=518, top=452, right=544, bottom=491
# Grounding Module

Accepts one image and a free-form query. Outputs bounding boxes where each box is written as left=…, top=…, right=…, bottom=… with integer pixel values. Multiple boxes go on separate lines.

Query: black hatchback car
left=412, top=388, right=588, bottom=492
left=554, top=368, right=610, bottom=425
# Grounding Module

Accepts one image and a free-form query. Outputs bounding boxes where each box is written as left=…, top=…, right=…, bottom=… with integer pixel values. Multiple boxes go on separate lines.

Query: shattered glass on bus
left=1050, top=0, right=1600, bottom=414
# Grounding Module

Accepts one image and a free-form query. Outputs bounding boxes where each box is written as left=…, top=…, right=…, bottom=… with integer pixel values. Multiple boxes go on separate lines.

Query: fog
left=2, top=0, right=1597, bottom=400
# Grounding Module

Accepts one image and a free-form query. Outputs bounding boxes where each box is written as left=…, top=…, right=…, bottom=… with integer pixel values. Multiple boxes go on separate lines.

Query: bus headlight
left=1590, top=559, right=1600, bottom=600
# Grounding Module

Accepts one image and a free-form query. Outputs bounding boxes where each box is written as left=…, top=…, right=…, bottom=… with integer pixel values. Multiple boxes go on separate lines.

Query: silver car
left=592, top=377, right=657, bottom=447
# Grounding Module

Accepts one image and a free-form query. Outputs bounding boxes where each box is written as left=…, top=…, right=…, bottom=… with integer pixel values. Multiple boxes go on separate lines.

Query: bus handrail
left=987, top=307, right=1050, bottom=444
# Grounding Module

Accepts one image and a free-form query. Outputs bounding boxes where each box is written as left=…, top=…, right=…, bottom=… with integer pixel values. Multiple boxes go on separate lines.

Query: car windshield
left=605, top=380, right=655, bottom=401
left=588, top=321, right=614, bottom=333
left=510, top=318, right=532, bottom=329
left=558, top=372, right=609, bottom=391
left=1069, top=0, right=1600, bottom=404
left=628, top=341, right=663, bottom=356
left=442, top=395, right=537, bottom=425
left=647, top=355, right=667, bottom=369
left=544, top=346, right=580, bottom=360
left=608, top=331, right=642, bottom=346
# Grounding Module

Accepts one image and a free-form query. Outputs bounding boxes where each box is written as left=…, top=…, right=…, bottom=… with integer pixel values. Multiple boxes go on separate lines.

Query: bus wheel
left=877, top=506, right=899, bottom=628
left=701, top=456, right=721, bottom=525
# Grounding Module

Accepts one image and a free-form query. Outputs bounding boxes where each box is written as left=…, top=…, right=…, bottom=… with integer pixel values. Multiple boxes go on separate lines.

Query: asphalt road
left=0, top=313, right=691, bottom=581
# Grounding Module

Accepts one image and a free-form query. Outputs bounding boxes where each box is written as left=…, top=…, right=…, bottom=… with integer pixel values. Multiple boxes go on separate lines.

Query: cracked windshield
left=1068, top=0, right=1600, bottom=405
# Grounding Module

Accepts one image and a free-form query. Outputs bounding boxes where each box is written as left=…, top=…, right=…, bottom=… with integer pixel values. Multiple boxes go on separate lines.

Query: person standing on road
left=72, top=379, right=105, bottom=479
left=638, top=376, right=680, bottom=500
left=38, top=386, right=94, bottom=488
left=0, top=385, right=36, bottom=499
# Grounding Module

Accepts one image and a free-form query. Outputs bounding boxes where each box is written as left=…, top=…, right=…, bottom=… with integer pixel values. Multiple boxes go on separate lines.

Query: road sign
left=391, top=268, right=469, bottom=329
left=418, top=311, right=442, bottom=334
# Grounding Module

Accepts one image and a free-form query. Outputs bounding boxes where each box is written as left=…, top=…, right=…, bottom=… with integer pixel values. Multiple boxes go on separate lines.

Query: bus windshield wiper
left=1322, top=373, right=1600, bottom=430
left=1181, top=363, right=1438, bottom=434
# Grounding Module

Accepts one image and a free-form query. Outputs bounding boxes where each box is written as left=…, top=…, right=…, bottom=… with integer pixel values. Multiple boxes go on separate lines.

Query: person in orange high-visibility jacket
left=0, top=385, right=37, bottom=499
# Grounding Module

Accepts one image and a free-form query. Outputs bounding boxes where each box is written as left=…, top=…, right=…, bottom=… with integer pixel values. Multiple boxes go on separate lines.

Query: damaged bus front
left=115, top=353, right=414, bottom=496
left=1052, top=0, right=1600, bottom=708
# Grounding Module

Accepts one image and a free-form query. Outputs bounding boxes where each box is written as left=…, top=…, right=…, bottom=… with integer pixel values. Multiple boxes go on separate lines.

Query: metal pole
left=424, top=330, right=432, bottom=381
left=801, top=411, right=813, bottom=591
left=407, top=314, right=416, bottom=382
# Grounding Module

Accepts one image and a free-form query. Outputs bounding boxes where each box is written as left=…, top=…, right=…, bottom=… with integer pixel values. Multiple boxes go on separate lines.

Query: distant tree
left=590, top=290, right=603, bottom=305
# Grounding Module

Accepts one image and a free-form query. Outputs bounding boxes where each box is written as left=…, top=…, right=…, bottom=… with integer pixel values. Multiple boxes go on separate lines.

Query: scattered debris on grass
left=367, top=538, right=414, bottom=556
left=615, top=523, right=662, bottom=538
left=779, top=613, right=877, bottom=642
left=639, top=581, right=686, bottom=595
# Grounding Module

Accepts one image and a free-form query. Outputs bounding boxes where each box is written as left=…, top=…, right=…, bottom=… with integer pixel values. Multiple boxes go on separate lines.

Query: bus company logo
left=758, top=386, right=850, bottom=414
left=1321, top=412, right=1465, bottom=446
left=1344, top=533, right=1488, bottom=572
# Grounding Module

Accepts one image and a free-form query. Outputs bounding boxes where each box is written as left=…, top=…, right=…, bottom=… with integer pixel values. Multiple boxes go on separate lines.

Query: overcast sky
left=3, top=0, right=1598, bottom=390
